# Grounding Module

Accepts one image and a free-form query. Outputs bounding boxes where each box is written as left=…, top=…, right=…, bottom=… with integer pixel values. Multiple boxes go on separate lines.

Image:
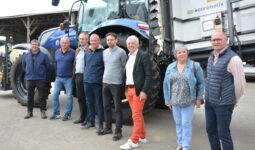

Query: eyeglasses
left=211, top=39, right=223, bottom=42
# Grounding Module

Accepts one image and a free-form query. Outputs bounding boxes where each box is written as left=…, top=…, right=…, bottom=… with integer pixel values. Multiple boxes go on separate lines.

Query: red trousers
left=126, top=87, right=146, bottom=143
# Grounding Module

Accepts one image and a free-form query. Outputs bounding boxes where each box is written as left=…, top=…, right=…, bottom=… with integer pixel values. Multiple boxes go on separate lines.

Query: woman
left=163, top=46, right=204, bottom=150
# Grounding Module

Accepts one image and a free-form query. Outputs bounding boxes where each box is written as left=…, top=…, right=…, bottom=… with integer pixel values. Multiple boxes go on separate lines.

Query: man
left=50, top=37, right=75, bottom=121
left=22, top=39, right=50, bottom=119
left=82, top=34, right=104, bottom=135
left=205, top=31, right=245, bottom=150
left=120, top=35, right=152, bottom=150
left=73, top=33, right=89, bottom=124
left=100, top=32, right=127, bottom=140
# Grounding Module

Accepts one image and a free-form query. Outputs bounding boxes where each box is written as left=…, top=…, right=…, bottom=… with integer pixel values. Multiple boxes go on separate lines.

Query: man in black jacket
left=120, top=35, right=152, bottom=150
left=22, top=39, right=50, bottom=119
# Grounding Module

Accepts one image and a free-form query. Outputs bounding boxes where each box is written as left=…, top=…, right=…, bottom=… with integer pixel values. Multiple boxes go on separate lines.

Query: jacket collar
left=128, top=49, right=138, bottom=56
left=29, top=49, right=40, bottom=56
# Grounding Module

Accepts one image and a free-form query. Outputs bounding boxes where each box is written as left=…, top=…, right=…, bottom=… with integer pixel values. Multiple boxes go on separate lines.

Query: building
left=0, top=0, right=78, bottom=44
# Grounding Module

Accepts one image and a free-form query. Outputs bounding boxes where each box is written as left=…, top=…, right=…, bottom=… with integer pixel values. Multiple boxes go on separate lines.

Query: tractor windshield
left=125, top=0, right=148, bottom=22
left=78, top=0, right=119, bottom=32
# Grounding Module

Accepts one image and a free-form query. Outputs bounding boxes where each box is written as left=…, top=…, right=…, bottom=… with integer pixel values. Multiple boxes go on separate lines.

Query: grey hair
left=173, top=46, right=189, bottom=58
left=79, top=32, right=89, bottom=39
left=30, top=39, right=39, bottom=44
left=126, top=35, right=139, bottom=44
left=60, top=37, right=70, bottom=42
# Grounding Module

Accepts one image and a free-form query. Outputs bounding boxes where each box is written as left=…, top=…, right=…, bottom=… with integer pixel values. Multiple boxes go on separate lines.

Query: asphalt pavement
left=0, top=82, right=254, bottom=150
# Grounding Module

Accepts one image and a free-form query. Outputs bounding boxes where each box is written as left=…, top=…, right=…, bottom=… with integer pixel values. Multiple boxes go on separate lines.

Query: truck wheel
left=10, top=55, right=51, bottom=106
left=101, top=33, right=161, bottom=123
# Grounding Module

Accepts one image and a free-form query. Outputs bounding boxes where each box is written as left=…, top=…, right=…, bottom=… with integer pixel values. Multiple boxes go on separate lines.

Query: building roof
left=0, top=0, right=80, bottom=43
left=0, top=0, right=79, bottom=19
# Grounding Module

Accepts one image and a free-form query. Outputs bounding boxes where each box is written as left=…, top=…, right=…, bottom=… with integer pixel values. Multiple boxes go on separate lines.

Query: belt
left=75, top=73, right=83, bottom=75
left=126, top=84, right=135, bottom=88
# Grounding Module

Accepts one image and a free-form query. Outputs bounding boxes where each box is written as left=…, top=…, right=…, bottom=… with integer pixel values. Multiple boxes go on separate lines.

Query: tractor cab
left=78, top=0, right=148, bottom=33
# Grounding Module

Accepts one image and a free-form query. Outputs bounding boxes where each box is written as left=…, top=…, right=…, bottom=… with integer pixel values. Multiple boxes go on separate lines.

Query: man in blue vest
left=205, top=31, right=246, bottom=150
left=22, top=39, right=50, bottom=119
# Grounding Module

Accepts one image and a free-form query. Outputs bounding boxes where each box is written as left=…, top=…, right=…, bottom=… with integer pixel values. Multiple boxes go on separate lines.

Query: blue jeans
left=52, top=77, right=73, bottom=117
left=84, top=83, right=104, bottom=125
left=205, top=101, right=234, bottom=150
left=172, top=103, right=195, bottom=150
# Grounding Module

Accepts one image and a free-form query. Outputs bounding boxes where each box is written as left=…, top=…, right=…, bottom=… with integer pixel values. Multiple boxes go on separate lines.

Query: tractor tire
left=101, top=33, right=161, bottom=123
left=10, top=55, right=51, bottom=106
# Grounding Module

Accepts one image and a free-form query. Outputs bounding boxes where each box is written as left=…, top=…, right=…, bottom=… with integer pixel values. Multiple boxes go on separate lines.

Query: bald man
left=205, top=32, right=245, bottom=150
left=82, top=34, right=105, bottom=135
left=50, top=37, right=75, bottom=121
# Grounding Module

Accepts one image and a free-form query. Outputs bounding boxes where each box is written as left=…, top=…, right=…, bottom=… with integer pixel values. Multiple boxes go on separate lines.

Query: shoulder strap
left=193, top=61, right=197, bottom=78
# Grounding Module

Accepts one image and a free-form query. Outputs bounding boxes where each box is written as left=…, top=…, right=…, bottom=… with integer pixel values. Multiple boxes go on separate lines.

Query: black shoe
left=96, top=124, right=104, bottom=135
left=113, top=132, right=122, bottom=141
left=24, top=112, right=33, bottom=119
left=98, top=128, right=113, bottom=136
left=81, top=123, right=95, bottom=129
left=81, top=121, right=87, bottom=126
left=41, top=111, right=47, bottom=119
left=73, top=119, right=84, bottom=124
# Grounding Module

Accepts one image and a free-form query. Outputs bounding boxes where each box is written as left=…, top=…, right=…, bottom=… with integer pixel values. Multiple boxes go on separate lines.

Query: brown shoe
left=176, top=146, right=182, bottom=150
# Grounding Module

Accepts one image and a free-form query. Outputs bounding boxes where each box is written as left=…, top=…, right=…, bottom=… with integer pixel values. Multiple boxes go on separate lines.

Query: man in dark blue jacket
left=82, top=34, right=104, bottom=135
left=22, top=39, right=50, bottom=119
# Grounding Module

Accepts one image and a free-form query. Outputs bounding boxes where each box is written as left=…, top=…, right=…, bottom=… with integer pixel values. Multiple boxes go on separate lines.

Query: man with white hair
left=120, top=35, right=152, bottom=150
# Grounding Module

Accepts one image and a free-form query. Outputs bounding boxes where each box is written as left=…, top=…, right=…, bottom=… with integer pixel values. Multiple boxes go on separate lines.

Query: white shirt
left=75, top=47, right=85, bottom=74
left=126, top=49, right=138, bottom=85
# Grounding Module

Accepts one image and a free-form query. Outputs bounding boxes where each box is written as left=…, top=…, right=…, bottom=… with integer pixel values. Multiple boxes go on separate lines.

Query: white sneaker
left=139, top=138, right=147, bottom=144
left=120, top=139, right=139, bottom=150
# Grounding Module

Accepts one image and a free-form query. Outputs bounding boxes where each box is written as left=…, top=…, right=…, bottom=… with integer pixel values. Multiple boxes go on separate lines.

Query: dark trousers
left=84, top=83, right=104, bottom=125
left=27, top=80, right=47, bottom=112
left=103, top=83, right=123, bottom=132
left=75, top=74, right=87, bottom=121
left=205, top=101, right=234, bottom=150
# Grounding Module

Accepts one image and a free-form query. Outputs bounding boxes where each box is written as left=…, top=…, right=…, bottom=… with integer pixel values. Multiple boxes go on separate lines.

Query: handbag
left=193, top=62, right=204, bottom=105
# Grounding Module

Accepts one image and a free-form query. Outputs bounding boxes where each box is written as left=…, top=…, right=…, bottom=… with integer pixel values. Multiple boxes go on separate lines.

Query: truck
left=2, top=0, right=255, bottom=121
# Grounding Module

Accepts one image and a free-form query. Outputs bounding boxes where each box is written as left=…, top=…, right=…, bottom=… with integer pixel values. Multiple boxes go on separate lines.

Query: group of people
left=22, top=31, right=245, bottom=150
left=163, top=31, right=245, bottom=150
left=22, top=32, right=151, bottom=149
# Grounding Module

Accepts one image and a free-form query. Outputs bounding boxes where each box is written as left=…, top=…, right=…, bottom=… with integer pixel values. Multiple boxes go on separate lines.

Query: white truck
left=156, top=0, right=255, bottom=67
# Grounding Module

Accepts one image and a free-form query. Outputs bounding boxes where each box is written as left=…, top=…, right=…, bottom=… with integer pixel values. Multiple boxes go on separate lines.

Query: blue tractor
left=10, top=0, right=166, bottom=121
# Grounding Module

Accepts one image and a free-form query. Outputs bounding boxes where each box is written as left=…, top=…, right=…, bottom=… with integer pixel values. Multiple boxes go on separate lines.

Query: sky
left=0, top=0, right=79, bottom=18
